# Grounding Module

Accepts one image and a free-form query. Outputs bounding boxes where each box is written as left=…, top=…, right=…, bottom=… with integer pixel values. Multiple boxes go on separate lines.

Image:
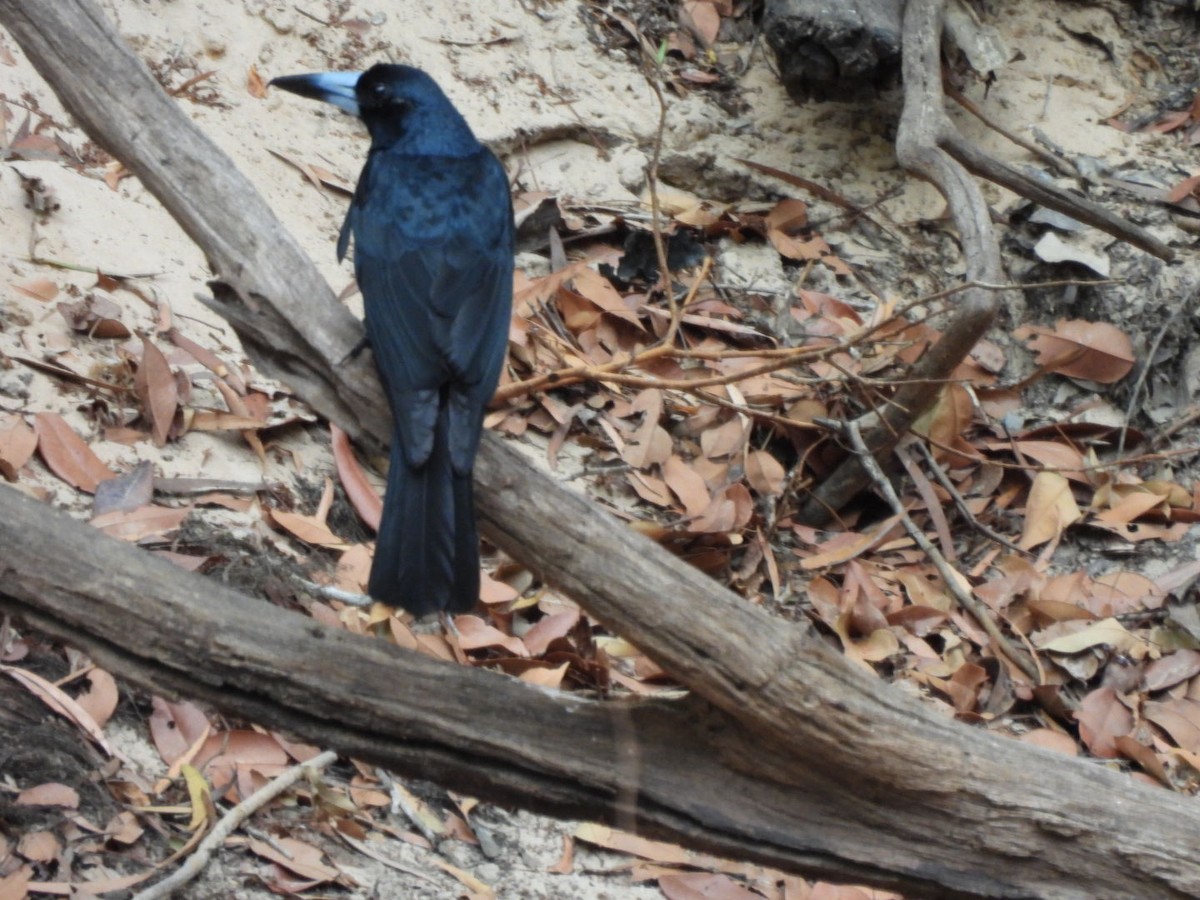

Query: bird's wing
left=349, top=149, right=513, bottom=471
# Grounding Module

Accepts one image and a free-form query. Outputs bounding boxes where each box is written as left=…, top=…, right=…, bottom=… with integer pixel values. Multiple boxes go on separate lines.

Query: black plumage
left=272, top=64, right=513, bottom=616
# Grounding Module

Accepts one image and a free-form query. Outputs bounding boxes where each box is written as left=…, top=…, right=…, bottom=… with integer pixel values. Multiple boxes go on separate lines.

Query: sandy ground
left=2, top=0, right=1198, bottom=897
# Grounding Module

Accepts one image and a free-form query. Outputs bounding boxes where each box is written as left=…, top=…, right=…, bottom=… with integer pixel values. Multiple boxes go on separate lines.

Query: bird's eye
left=370, top=82, right=388, bottom=100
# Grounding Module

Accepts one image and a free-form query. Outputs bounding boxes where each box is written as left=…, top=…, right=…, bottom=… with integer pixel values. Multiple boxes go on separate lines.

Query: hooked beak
left=270, top=71, right=362, bottom=116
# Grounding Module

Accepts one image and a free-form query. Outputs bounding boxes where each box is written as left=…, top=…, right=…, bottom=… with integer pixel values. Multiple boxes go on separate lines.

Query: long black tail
left=368, top=406, right=479, bottom=616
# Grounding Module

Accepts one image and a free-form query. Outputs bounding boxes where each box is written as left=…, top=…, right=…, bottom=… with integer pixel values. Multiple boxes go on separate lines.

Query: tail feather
left=369, top=410, right=479, bottom=616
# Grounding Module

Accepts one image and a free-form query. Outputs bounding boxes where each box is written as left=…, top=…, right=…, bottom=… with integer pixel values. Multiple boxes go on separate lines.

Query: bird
left=271, top=64, right=513, bottom=617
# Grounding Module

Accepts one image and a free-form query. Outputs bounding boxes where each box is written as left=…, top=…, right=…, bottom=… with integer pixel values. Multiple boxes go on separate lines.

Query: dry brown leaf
left=247, top=63, right=267, bottom=98
left=331, top=422, right=381, bottom=531
left=186, top=410, right=267, bottom=432
left=800, top=515, right=902, bottom=570
left=11, top=277, right=58, bottom=302
left=15, top=782, right=79, bottom=809
left=167, top=327, right=247, bottom=394
left=74, top=668, right=119, bottom=730
left=3, top=666, right=112, bottom=754
left=269, top=509, right=348, bottom=548
left=1145, top=699, right=1200, bottom=752
left=663, top=455, right=711, bottom=518
left=627, top=470, right=673, bottom=506
left=479, top=571, right=520, bottom=606
left=1113, top=735, right=1171, bottom=787
left=198, top=730, right=290, bottom=799
left=993, top=439, right=1088, bottom=483
left=0, top=413, right=36, bottom=481
left=1018, top=728, right=1078, bottom=756
left=1144, top=650, right=1200, bottom=692
left=0, top=866, right=32, bottom=900
left=17, top=831, right=60, bottom=863
left=455, top=616, right=528, bottom=656
left=1037, top=617, right=1147, bottom=655
left=105, top=810, right=145, bottom=845
left=1093, top=489, right=1166, bottom=525
left=700, top=417, right=747, bottom=459
left=333, top=543, right=371, bottom=595
left=33, top=412, right=115, bottom=493
left=522, top=609, right=580, bottom=656
left=1015, top=319, right=1135, bottom=383
left=518, top=661, right=570, bottom=688
left=1075, top=686, right=1133, bottom=758
left=573, top=266, right=644, bottom=330
left=575, top=823, right=693, bottom=865
left=681, top=0, right=721, bottom=46
left=135, top=337, right=178, bottom=447
left=148, top=697, right=211, bottom=765
left=745, top=448, right=785, bottom=496
left=659, top=872, right=759, bottom=900
left=692, top=482, right=752, bottom=533
left=764, top=199, right=814, bottom=260
left=248, top=837, right=339, bottom=883
left=1018, top=471, right=1081, bottom=550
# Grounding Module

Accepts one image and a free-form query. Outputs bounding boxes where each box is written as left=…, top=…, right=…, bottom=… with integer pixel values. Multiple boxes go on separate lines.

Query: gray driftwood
left=0, top=0, right=1198, bottom=897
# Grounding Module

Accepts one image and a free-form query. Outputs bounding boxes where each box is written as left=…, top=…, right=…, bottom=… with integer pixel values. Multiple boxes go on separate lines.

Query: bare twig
left=911, top=439, right=1029, bottom=556
left=133, top=750, right=338, bottom=900
left=798, top=0, right=1004, bottom=523
left=840, top=420, right=1039, bottom=683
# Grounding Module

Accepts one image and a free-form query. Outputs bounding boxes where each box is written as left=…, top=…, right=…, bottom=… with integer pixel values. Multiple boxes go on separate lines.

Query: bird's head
left=270, top=63, right=480, bottom=157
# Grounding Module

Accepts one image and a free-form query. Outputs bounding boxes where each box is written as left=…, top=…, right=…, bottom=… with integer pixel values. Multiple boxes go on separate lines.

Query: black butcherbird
left=272, top=64, right=513, bottom=616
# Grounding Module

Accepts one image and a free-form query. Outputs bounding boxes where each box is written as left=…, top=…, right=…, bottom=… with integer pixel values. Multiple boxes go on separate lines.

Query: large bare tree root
left=796, top=0, right=1172, bottom=524
left=1, top=1, right=1198, bottom=897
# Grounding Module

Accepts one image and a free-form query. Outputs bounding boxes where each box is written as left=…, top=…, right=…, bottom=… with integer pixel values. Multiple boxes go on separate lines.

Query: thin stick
left=132, top=750, right=338, bottom=900
left=841, top=420, right=1040, bottom=683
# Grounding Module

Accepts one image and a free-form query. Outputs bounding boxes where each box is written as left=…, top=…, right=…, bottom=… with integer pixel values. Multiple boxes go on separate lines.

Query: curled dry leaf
left=74, top=668, right=119, bottom=730
left=331, top=423, right=382, bottom=531
left=1018, top=471, right=1082, bottom=550
left=1037, top=617, right=1148, bottom=656
left=522, top=609, right=580, bottom=656
left=57, top=292, right=131, bottom=339
left=148, top=697, right=211, bottom=765
left=1015, top=319, right=1135, bottom=384
left=745, top=448, right=786, bottom=496
left=3, top=665, right=113, bottom=755
left=134, top=337, right=178, bottom=448
left=247, top=63, right=267, bottom=98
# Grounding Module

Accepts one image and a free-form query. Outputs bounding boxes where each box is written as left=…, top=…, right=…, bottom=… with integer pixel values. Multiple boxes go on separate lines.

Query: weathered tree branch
left=1, top=0, right=1198, bottom=897
left=798, top=0, right=1002, bottom=522
left=4, top=477, right=1200, bottom=900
